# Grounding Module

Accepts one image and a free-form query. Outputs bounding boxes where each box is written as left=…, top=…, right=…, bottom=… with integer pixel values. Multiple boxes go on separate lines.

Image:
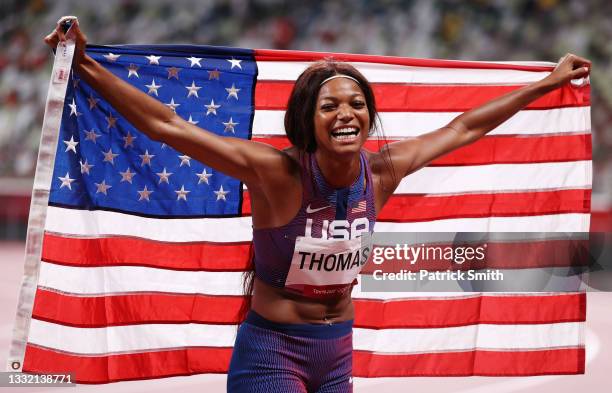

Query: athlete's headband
left=319, top=74, right=360, bottom=87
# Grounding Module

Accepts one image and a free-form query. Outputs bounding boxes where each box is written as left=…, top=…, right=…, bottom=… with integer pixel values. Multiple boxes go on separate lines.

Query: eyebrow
left=319, top=93, right=364, bottom=101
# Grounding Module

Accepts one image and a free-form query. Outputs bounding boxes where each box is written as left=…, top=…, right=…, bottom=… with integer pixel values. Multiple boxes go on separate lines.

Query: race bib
left=285, top=235, right=372, bottom=298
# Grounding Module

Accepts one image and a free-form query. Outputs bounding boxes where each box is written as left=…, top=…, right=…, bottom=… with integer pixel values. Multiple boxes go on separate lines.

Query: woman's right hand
left=44, top=16, right=88, bottom=66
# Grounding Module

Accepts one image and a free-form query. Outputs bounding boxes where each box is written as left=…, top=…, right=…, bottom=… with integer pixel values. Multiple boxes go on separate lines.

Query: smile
left=331, top=127, right=359, bottom=141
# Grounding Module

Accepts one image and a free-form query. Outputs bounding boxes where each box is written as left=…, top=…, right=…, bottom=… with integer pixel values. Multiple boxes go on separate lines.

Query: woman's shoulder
left=362, top=148, right=386, bottom=176
left=281, top=146, right=305, bottom=171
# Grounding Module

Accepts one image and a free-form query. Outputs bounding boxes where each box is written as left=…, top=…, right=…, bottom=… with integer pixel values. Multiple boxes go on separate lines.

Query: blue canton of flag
left=49, top=45, right=256, bottom=217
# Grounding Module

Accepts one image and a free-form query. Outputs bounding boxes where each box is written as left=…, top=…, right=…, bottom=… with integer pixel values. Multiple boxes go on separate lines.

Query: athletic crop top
left=252, top=150, right=376, bottom=298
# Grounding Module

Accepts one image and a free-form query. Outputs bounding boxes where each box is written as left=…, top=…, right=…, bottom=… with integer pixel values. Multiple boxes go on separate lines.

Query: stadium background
left=0, top=0, right=610, bottom=392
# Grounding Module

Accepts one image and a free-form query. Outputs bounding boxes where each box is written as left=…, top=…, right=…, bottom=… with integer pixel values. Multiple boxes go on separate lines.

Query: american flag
left=351, top=200, right=367, bottom=214
left=9, top=43, right=590, bottom=383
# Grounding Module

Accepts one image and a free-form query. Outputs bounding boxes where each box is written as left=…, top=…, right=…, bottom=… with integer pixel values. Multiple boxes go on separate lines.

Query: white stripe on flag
left=374, top=213, right=589, bottom=232
left=350, top=291, right=580, bottom=301
left=397, top=161, right=592, bottom=194
left=27, top=318, right=582, bottom=355
left=44, top=207, right=589, bottom=240
left=257, top=61, right=552, bottom=84
left=353, top=322, right=583, bottom=353
left=45, top=206, right=253, bottom=242
left=38, top=261, right=244, bottom=296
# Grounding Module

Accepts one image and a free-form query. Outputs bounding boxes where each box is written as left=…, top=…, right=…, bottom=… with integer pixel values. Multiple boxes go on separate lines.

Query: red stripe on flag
left=251, top=134, right=592, bottom=166
left=32, top=288, right=246, bottom=327
left=353, top=293, right=586, bottom=329
left=353, top=348, right=585, bottom=377
left=255, top=82, right=590, bottom=111
left=243, top=189, right=590, bottom=219
left=23, top=344, right=233, bottom=384
left=428, top=133, right=592, bottom=166
left=254, top=49, right=556, bottom=71
left=22, top=344, right=584, bottom=383
left=42, top=233, right=251, bottom=270
left=378, top=189, right=590, bottom=222
left=31, top=289, right=584, bottom=329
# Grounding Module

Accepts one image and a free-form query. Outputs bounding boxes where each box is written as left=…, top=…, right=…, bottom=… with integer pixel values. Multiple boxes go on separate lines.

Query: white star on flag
left=127, top=64, right=140, bottom=78
left=138, top=185, right=153, bottom=201
left=106, top=113, right=117, bottom=129
left=222, top=117, right=238, bottom=133
left=187, top=56, right=203, bottom=67
left=196, top=168, right=213, bottom=184
left=165, top=98, right=180, bottom=112
left=79, top=159, right=93, bottom=175
left=205, top=99, right=221, bottom=116
left=63, top=135, right=79, bottom=153
left=94, top=180, right=112, bottom=195
left=175, top=185, right=190, bottom=201
left=145, top=79, right=162, bottom=96
left=178, top=155, right=191, bottom=167
left=214, top=185, right=229, bottom=201
left=186, top=81, right=202, bottom=98
left=103, top=53, right=120, bottom=62
left=156, top=168, right=173, bottom=184
left=187, top=115, right=199, bottom=125
left=84, top=129, right=101, bottom=143
left=139, top=150, right=155, bottom=166
left=145, top=55, right=161, bottom=65
left=102, top=148, right=119, bottom=164
left=119, top=167, right=136, bottom=183
left=69, top=99, right=81, bottom=117
left=58, top=172, right=75, bottom=190
left=225, top=84, right=240, bottom=100
left=227, top=58, right=242, bottom=69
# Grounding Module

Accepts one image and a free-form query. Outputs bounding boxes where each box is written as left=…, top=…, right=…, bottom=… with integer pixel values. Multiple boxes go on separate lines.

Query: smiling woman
left=43, top=16, right=591, bottom=393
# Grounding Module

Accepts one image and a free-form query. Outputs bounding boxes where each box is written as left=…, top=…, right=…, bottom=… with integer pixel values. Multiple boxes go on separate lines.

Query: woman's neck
left=313, top=150, right=361, bottom=189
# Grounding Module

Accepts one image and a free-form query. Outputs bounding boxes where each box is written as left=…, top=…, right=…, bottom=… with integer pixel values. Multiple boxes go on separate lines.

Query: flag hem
left=6, top=40, right=75, bottom=372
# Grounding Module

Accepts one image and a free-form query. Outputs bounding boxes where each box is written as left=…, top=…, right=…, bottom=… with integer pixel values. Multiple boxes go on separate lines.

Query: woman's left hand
left=544, top=53, right=591, bottom=89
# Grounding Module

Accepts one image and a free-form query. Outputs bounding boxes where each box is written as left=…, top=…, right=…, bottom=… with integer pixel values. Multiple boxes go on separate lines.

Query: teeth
left=334, top=133, right=357, bottom=140
left=331, top=127, right=358, bottom=137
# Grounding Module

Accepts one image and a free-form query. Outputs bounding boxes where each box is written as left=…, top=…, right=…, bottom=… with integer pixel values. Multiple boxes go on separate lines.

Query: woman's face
left=313, top=77, right=370, bottom=158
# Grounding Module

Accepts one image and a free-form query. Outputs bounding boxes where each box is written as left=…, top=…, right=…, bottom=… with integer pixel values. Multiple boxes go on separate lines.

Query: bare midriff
left=250, top=277, right=354, bottom=324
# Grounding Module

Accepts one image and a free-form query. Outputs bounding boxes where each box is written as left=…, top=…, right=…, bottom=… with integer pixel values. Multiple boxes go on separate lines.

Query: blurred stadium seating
left=0, top=0, right=610, bottom=238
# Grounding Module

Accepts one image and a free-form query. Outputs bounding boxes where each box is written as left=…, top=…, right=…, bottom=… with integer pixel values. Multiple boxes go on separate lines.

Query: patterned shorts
left=227, top=310, right=354, bottom=393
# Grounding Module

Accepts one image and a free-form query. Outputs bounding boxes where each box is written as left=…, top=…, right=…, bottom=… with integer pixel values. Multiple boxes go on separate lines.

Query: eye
left=320, top=103, right=336, bottom=111
left=352, top=101, right=366, bottom=109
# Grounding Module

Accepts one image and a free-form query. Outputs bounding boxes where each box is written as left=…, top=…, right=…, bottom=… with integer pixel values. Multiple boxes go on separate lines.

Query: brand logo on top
left=306, top=204, right=329, bottom=214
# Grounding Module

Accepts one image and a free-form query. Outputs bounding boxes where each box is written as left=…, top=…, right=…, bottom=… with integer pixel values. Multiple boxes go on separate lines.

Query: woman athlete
left=46, top=16, right=590, bottom=393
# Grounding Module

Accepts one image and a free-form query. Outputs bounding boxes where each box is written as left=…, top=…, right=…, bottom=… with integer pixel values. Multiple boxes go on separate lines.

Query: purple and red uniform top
left=252, top=150, right=376, bottom=298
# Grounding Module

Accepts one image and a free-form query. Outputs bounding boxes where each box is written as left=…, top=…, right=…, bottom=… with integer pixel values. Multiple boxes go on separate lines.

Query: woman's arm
left=45, top=17, right=288, bottom=187
left=379, top=54, right=591, bottom=180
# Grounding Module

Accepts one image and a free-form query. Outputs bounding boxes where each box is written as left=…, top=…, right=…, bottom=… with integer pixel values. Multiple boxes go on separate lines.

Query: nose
left=337, top=104, right=354, bottom=122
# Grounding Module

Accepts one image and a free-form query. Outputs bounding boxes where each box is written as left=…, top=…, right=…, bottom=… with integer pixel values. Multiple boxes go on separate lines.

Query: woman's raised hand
left=545, top=53, right=591, bottom=89
left=43, top=16, right=87, bottom=65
